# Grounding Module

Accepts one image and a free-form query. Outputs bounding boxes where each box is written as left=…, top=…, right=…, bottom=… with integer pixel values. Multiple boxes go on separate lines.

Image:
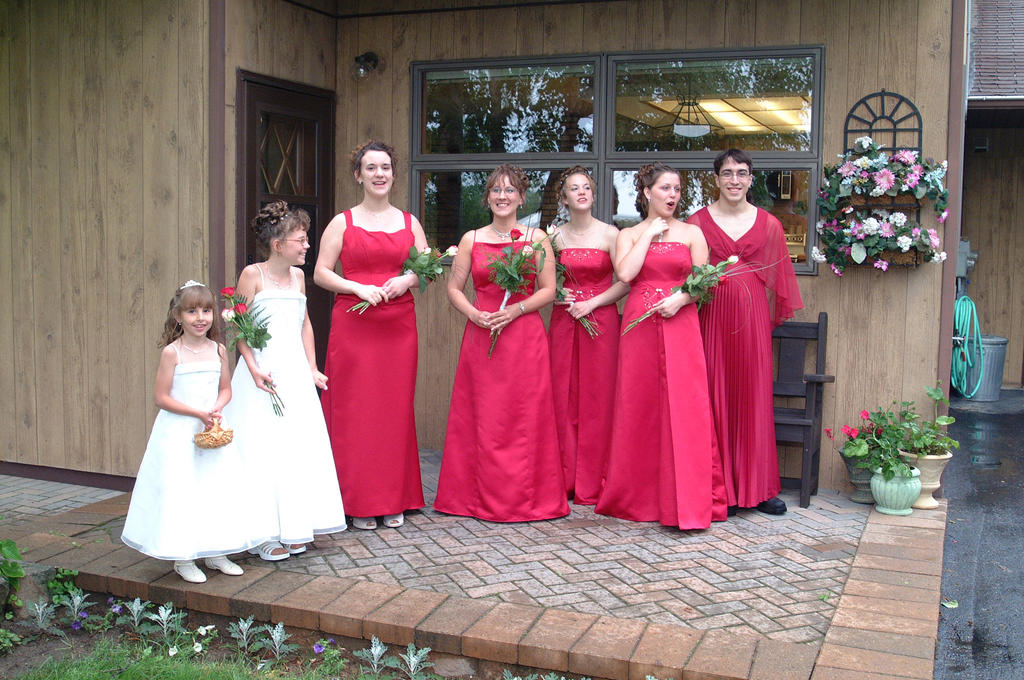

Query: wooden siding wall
left=961, top=126, right=1024, bottom=387
left=221, top=0, right=337, bottom=277
left=1, top=0, right=208, bottom=477
left=334, top=0, right=955, bottom=493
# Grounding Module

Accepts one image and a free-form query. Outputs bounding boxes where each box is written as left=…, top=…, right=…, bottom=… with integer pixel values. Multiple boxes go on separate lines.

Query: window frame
left=410, top=46, right=825, bottom=274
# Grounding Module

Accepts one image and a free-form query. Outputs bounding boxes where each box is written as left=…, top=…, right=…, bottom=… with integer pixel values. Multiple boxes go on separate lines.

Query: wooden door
left=237, top=71, right=335, bottom=368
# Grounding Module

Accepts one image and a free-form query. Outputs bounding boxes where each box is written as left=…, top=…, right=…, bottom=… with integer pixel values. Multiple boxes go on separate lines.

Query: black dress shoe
left=756, top=497, right=787, bottom=515
left=726, top=505, right=738, bottom=517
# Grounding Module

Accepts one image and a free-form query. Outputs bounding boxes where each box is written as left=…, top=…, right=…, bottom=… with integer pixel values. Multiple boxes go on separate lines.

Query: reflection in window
left=611, top=169, right=809, bottom=263
left=614, top=56, right=814, bottom=153
left=423, top=64, right=595, bottom=154
left=421, top=170, right=564, bottom=247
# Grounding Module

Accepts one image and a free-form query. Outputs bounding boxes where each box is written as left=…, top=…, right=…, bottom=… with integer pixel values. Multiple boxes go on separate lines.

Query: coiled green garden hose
left=951, top=295, right=983, bottom=398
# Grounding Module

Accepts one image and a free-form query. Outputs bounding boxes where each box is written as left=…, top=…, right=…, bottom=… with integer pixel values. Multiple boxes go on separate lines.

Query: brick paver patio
left=1, top=456, right=945, bottom=680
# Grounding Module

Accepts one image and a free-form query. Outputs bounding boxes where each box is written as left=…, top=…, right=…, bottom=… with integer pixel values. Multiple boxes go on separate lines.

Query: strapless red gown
left=595, top=242, right=728, bottom=529
left=321, top=210, right=425, bottom=517
left=435, top=236, right=569, bottom=522
left=548, top=248, right=620, bottom=505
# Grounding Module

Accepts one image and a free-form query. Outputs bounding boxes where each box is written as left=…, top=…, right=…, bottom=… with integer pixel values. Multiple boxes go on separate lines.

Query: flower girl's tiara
left=179, top=279, right=205, bottom=290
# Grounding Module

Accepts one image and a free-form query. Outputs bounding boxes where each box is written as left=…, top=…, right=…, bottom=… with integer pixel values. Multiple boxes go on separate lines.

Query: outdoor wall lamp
left=353, top=51, right=379, bottom=79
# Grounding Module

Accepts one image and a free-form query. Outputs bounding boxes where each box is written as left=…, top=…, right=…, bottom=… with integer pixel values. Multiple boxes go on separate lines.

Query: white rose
left=221, top=309, right=235, bottom=322
left=445, top=245, right=459, bottom=257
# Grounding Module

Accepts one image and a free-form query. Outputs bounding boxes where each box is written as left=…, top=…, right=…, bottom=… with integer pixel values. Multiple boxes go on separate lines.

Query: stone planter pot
left=900, top=451, right=953, bottom=509
left=870, top=466, right=922, bottom=515
left=842, top=453, right=875, bottom=504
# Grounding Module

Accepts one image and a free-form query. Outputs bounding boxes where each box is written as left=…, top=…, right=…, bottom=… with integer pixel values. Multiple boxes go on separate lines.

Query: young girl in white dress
left=121, top=281, right=268, bottom=583
left=223, top=201, right=347, bottom=561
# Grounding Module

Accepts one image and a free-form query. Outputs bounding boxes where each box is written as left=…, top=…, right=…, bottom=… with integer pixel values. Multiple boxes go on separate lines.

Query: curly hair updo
left=350, top=140, right=397, bottom=178
left=251, top=200, right=310, bottom=256
left=634, top=162, right=681, bottom=219
left=554, top=165, right=596, bottom=205
left=481, top=164, right=530, bottom=209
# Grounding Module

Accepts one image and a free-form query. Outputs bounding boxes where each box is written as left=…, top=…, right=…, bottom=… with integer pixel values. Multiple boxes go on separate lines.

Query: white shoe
left=173, top=560, right=207, bottom=583
left=248, top=541, right=290, bottom=561
left=205, top=555, right=244, bottom=576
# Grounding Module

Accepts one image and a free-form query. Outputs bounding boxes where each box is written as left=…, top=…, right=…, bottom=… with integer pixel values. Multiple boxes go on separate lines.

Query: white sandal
left=248, top=541, right=290, bottom=561
left=205, top=555, right=244, bottom=575
left=286, top=543, right=307, bottom=555
left=352, top=517, right=377, bottom=530
left=173, top=560, right=207, bottom=583
left=383, top=513, right=404, bottom=528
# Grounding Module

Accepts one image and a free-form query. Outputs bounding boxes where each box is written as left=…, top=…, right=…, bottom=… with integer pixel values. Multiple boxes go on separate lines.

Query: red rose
left=233, top=302, right=247, bottom=314
left=221, top=287, right=235, bottom=297
left=510, top=228, right=523, bottom=241
left=859, top=410, right=870, bottom=420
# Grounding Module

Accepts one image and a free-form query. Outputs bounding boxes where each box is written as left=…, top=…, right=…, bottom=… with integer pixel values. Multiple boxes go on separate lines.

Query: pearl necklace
left=266, top=269, right=290, bottom=288
left=490, top=225, right=513, bottom=240
left=180, top=339, right=208, bottom=354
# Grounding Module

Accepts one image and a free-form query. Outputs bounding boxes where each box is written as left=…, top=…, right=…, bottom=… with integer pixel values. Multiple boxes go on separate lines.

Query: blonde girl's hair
left=481, top=164, right=530, bottom=208
left=555, top=165, right=596, bottom=205
left=158, top=282, right=223, bottom=347
left=634, top=162, right=682, bottom=219
left=251, top=200, right=311, bottom=257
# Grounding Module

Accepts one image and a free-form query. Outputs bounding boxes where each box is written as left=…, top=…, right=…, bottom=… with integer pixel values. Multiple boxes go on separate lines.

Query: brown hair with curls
left=481, top=164, right=530, bottom=208
left=251, top=200, right=310, bottom=257
left=555, top=165, right=596, bottom=205
left=350, top=139, right=397, bottom=178
left=634, top=162, right=682, bottom=219
left=158, top=283, right=223, bottom=347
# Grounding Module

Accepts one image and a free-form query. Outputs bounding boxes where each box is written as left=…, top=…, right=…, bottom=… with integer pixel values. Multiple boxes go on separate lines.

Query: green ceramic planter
left=870, top=466, right=922, bottom=515
left=842, top=453, right=875, bottom=504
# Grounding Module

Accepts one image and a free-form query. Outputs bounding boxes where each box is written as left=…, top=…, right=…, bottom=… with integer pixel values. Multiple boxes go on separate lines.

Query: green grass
left=15, top=638, right=296, bottom=680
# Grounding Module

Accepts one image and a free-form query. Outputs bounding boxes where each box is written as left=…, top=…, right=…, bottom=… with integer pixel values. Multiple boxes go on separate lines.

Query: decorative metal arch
left=843, top=89, right=922, bottom=153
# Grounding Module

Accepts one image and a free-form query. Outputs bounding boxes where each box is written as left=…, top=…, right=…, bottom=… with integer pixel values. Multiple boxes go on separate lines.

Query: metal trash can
left=965, top=334, right=1008, bottom=401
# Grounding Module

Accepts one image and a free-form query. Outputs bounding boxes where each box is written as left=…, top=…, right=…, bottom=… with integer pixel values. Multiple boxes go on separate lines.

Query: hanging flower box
left=852, top=249, right=920, bottom=269
left=813, top=136, right=950, bottom=276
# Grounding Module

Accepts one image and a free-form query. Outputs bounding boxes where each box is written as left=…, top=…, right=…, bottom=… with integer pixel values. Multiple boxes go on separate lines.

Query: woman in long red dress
left=436, top=165, right=569, bottom=522
left=595, top=163, right=728, bottom=530
left=548, top=166, right=628, bottom=504
left=690, top=149, right=802, bottom=514
left=315, top=141, right=426, bottom=530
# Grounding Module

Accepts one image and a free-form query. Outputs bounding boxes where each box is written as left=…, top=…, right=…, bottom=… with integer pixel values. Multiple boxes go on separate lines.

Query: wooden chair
left=773, top=312, right=835, bottom=508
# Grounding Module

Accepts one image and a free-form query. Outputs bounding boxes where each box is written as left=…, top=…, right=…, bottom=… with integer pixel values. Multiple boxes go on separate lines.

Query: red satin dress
left=595, top=242, right=728, bottom=530
left=691, top=207, right=802, bottom=507
left=321, top=210, right=425, bottom=518
left=435, top=233, right=570, bottom=522
left=548, top=248, right=620, bottom=505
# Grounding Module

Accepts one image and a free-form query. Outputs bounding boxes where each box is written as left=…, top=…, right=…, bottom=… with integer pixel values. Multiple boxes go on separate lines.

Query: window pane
left=611, top=169, right=810, bottom=263
left=423, top=64, right=595, bottom=154
left=614, top=56, right=814, bottom=152
left=420, top=169, right=569, bottom=246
